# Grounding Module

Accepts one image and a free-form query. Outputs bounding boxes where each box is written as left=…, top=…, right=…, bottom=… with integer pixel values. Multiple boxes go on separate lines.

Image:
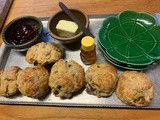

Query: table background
left=0, top=0, right=160, bottom=119
left=0, top=0, right=13, bottom=32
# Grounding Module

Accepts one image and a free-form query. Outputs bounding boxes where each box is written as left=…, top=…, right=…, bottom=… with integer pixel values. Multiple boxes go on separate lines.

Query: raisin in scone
left=116, top=71, right=154, bottom=106
left=49, top=59, right=85, bottom=98
left=25, top=42, right=63, bottom=65
left=0, top=66, right=22, bottom=96
left=17, top=66, right=49, bottom=98
left=85, top=63, right=118, bottom=97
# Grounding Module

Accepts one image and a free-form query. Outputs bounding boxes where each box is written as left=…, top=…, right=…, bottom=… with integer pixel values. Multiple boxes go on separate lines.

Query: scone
left=85, top=63, right=118, bottom=97
left=25, top=42, right=63, bottom=65
left=49, top=59, right=85, bottom=98
left=17, top=66, right=49, bottom=98
left=116, top=71, right=154, bottom=106
left=0, top=66, right=22, bottom=96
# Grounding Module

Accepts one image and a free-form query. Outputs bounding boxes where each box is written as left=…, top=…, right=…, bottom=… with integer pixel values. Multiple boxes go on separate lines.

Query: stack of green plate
left=98, top=10, right=160, bottom=70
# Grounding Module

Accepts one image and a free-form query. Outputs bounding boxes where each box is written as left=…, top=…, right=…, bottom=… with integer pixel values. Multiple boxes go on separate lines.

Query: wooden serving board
left=0, top=0, right=13, bottom=32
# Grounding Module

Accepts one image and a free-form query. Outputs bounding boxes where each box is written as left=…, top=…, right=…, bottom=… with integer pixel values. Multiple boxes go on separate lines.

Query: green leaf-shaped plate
left=99, top=10, right=160, bottom=66
left=98, top=41, right=149, bottom=70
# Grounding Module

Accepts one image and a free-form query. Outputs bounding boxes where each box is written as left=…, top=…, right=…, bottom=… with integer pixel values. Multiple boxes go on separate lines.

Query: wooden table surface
left=0, top=0, right=160, bottom=119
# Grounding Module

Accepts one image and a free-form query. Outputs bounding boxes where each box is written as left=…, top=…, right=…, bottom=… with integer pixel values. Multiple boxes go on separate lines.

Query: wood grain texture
left=0, top=0, right=160, bottom=119
left=0, top=0, right=13, bottom=32
left=0, top=105, right=160, bottom=120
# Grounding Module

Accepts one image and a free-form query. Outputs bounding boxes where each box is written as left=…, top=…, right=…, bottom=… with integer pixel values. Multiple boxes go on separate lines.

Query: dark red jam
left=8, top=24, right=39, bottom=45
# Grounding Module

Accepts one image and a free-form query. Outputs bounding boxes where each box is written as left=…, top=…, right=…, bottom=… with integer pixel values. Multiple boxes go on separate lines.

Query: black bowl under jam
left=2, top=16, right=43, bottom=51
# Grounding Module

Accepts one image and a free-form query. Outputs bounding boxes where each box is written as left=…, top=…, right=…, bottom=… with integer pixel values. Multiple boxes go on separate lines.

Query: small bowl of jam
left=2, top=16, right=43, bottom=51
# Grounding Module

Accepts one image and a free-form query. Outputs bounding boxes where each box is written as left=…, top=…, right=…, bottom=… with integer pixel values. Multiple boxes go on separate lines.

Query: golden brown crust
left=25, top=42, right=63, bottom=65
left=0, top=66, right=22, bottom=96
left=49, top=59, right=85, bottom=98
left=85, top=63, right=118, bottom=97
left=116, top=71, right=154, bottom=106
left=17, top=66, right=49, bottom=98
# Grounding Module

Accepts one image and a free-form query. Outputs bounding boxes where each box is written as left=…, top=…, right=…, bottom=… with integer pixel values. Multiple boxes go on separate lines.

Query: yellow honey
left=80, top=36, right=96, bottom=65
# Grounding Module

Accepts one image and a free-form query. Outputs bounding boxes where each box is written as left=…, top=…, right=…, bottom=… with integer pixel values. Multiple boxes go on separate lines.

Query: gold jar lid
left=81, top=36, right=94, bottom=51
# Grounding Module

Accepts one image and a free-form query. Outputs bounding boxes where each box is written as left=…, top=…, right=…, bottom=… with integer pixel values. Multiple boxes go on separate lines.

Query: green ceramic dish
left=99, top=10, right=160, bottom=66
left=98, top=41, right=149, bottom=68
left=103, top=54, right=148, bottom=71
left=98, top=42, right=148, bottom=70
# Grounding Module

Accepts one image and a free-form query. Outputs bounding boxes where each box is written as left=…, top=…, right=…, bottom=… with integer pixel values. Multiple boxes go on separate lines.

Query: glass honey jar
left=80, top=36, right=96, bottom=65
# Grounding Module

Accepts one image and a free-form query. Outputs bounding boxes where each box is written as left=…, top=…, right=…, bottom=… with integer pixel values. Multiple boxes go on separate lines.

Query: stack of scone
left=0, top=66, right=50, bottom=99
left=84, top=62, right=154, bottom=107
left=0, top=42, right=64, bottom=99
left=19, top=42, right=64, bottom=98
left=25, top=42, right=86, bottom=98
left=0, top=41, right=154, bottom=107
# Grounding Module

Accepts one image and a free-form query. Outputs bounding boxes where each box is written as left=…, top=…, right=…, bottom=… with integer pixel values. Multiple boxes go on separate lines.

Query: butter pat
left=56, top=20, right=78, bottom=37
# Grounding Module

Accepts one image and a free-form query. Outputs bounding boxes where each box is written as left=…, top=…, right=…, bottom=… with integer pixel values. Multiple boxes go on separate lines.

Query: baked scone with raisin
left=116, top=71, right=154, bottom=106
left=17, top=66, right=49, bottom=98
left=85, top=63, right=118, bottom=97
left=49, top=59, right=85, bottom=98
left=25, top=42, right=63, bottom=66
left=0, top=66, right=22, bottom=96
